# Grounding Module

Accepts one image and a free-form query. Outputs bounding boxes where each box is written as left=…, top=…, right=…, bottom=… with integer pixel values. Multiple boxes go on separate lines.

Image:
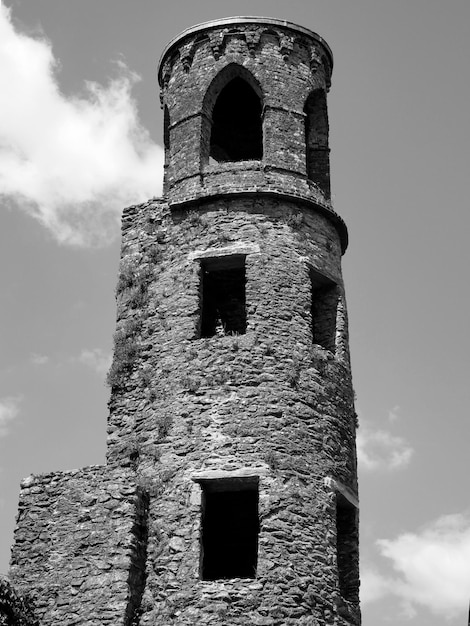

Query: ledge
left=191, top=468, right=267, bottom=483
left=169, top=188, right=348, bottom=254
left=188, top=243, right=260, bottom=263
left=158, top=16, right=333, bottom=85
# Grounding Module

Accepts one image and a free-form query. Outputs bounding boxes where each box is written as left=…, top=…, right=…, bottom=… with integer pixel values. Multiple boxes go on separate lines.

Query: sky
left=0, top=1, right=469, bottom=624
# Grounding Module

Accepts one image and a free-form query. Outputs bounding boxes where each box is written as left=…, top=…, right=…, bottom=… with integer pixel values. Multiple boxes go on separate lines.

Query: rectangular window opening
left=200, top=478, right=259, bottom=580
left=310, top=269, right=338, bottom=352
left=336, top=494, right=359, bottom=603
left=200, top=255, right=246, bottom=338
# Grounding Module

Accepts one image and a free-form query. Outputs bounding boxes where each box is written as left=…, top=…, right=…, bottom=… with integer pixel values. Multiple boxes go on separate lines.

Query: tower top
left=157, top=15, right=347, bottom=251
left=158, top=16, right=333, bottom=85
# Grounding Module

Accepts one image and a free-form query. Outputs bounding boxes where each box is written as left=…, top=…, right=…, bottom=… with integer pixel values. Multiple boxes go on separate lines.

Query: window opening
left=336, top=494, right=359, bottom=602
left=200, top=478, right=259, bottom=580
left=200, top=255, right=246, bottom=337
left=304, top=90, right=330, bottom=197
left=210, top=77, right=263, bottom=162
left=163, top=105, right=170, bottom=175
left=310, top=270, right=338, bottom=352
left=163, top=106, right=170, bottom=151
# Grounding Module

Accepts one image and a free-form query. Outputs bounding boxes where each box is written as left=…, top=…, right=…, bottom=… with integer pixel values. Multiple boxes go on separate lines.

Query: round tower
left=107, top=17, right=360, bottom=626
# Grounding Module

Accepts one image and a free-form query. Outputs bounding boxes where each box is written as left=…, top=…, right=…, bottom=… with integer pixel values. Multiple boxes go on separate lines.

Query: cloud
left=77, top=348, right=111, bottom=377
left=0, top=4, right=163, bottom=246
left=366, top=513, right=470, bottom=620
left=30, top=352, right=49, bottom=366
left=388, top=404, right=401, bottom=422
left=0, top=396, right=20, bottom=437
left=357, top=424, right=414, bottom=471
left=360, top=566, right=391, bottom=605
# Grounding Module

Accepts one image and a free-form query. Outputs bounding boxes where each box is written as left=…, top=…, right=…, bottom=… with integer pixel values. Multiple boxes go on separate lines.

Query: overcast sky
left=0, top=1, right=469, bottom=625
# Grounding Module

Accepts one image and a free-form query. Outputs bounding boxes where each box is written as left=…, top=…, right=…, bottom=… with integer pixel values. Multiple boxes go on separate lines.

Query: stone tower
left=7, top=17, right=360, bottom=626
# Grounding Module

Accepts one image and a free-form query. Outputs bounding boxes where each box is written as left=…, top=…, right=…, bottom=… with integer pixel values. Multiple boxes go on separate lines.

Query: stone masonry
left=6, top=17, right=360, bottom=626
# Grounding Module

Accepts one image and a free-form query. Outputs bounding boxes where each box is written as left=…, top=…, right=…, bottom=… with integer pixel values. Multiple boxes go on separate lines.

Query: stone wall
left=9, top=467, right=148, bottom=626
left=103, top=191, right=359, bottom=625
left=0, top=577, right=38, bottom=625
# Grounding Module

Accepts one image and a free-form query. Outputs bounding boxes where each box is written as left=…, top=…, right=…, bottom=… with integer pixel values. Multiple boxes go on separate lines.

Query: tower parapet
left=158, top=17, right=347, bottom=251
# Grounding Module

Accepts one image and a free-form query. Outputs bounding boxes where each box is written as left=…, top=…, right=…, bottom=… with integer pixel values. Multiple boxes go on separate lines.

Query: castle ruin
left=3, top=17, right=360, bottom=626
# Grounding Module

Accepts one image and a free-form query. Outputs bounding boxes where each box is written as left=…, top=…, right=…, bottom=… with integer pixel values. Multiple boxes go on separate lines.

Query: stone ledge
left=192, top=468, right=268, bottom=482
left=169, top=189, right=348, bottom=253
left=189, top=243, right=260, bottom=263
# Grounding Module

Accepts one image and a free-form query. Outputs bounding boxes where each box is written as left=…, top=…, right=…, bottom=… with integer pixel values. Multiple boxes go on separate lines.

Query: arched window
left=304, top=90, right=330, bottom=197
left=209, top=76, right=263, bottom=163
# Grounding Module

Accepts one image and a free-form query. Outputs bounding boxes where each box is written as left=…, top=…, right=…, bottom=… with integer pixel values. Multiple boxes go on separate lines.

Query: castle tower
left=7, top=17, right=360, bottom=626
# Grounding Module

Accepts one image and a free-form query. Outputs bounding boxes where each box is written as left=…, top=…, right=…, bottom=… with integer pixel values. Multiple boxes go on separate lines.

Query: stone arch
left=201, top=64, right=264, bottom=164
left=304, top=89, right=330, bottom=196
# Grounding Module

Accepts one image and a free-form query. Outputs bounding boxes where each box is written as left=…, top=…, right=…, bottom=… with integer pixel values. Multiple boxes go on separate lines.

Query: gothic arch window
left=304, top=90, right=330, bottom=197
left=202, top=65, right=263, bottom=164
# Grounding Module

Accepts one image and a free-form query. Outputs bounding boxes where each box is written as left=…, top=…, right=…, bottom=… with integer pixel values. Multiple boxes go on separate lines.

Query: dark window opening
left=163, top=105, right=170, bottom=151
left=336, top=495, right=359, bottom=603
left=210, top=77, right=263, bottom=163
left=163, top=105, right=170, bottom=194
left=311, top=270, right=338, bottom=352
left=200, top=479, right=259, bottom=580
left=200, top=256, right=246, bottom=337
left=304, top=90, right=330, bottom=197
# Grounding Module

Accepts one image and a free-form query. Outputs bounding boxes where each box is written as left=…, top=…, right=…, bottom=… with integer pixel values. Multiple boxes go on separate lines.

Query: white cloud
left=360, top=566, right=391, bottom=604
left=357, top=424, right=414, bottom=471
left=0, top=396, right=20, bottom=437
left=78, top=348, right=111, bottom=377
left=366, top=513, right=470, bottom=620
left=0, top=4, right=164, bottom=246
left=388, top=404, right=401, bottom=422
left=30, top=352, right=49, bottom=365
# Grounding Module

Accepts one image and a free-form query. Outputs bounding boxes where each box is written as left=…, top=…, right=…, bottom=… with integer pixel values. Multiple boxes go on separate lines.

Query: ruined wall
left=9, top=467, right=148, bottom=626
left=7, top=17, right=360, bottom=626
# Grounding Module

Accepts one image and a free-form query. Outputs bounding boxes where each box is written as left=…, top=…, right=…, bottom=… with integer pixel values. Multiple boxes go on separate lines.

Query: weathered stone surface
left=0, top=576, right=38, bottom=625
left=7, top=17, right=360, bottom=626
left=9, top=468, right=148, bottom=626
